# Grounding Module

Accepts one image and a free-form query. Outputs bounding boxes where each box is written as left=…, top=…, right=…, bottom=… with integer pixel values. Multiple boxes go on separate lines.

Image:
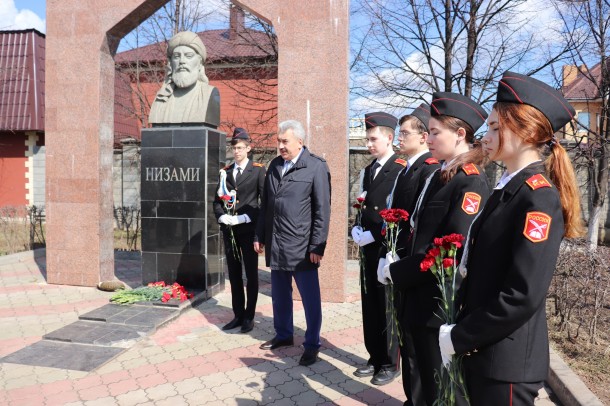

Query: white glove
left=225, top=215, right=240, bottom=226
left=383, top=252, right=396, bottom=283
left=377, top=258, right=388, bottom=285
left=351, top=226, right=363, bottom=244
left=357, top=231, right=375, bottom=247
left=236, top=214, right=251, bottom=224
left=218, top=214, right=232, bottom=225
left=439, top=324, right=456, bottom=368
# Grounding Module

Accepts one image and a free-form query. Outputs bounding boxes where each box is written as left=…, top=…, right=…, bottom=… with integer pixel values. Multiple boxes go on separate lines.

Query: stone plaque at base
left=140, top=126, right=225, bottom=293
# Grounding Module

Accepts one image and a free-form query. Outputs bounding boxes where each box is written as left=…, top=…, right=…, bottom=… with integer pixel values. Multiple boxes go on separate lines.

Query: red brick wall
left=0, top=132, right=27, bottom=207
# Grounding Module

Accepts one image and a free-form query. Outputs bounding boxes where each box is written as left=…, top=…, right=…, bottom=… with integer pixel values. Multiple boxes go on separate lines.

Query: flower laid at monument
left=420, top=233, right=469, bottom=406
left=379, top=207, right=410, bottom=346
left=110, top=281, right=193, bottom=305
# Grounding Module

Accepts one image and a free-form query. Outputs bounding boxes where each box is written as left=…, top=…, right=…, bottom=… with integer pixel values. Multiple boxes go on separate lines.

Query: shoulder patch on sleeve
left=253, top=162, right=265, bottom=167
left=461, top=192, right=481, bottom=215
left=461, top=163, right=480, bottom=176
left=425, top=157, right=439, bottom=165
left=526, top=174, right=552, bottom=190
left=395, top=158, right=407, bottom=167
left=523, top=211, right=552, bottom=242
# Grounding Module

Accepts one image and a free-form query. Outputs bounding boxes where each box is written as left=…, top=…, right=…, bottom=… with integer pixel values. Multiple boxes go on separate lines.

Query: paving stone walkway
left=0, top=249, right=559, bottom=405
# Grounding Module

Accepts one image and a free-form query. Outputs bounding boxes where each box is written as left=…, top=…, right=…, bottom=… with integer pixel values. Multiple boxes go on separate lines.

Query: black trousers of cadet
left=223, top=229, right=259, bottom=320
left=395, top=290, right=424, bottom=406
left=410, top=326, right=468, bottom=406
left=463, top=365, right=542, bottom=406
left=361, top=243, right=400, bottom=372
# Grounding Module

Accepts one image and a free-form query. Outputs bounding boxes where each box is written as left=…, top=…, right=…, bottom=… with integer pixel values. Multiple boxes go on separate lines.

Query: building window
left=578, top=112, right=590, bottom=132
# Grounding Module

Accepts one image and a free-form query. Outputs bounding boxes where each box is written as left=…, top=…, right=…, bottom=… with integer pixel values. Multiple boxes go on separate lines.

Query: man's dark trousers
left=224, top=229, right=259, bottom=320
left=271, top=269, right=322, bottom=350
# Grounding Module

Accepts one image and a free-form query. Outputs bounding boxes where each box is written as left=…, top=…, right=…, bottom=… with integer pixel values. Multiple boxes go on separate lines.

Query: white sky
left=0, top=0, right=46, bottom=32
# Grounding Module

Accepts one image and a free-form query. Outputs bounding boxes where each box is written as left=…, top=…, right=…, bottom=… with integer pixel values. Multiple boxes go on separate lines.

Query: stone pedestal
left=140, top=126, right=225, bottom=294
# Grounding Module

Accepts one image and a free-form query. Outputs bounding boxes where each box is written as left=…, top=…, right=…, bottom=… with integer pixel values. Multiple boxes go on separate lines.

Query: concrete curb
left=548, top=346, right=605, bottom=406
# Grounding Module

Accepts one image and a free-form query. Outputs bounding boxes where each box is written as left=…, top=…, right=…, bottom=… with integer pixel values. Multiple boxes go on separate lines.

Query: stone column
left=235, top=0, right=350, bottom=302
left=45, top=0, right=166, bottom=286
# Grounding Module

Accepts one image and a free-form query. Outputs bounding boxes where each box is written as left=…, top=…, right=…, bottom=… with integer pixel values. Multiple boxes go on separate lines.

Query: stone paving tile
left=0, top=252, right=560, bottom=405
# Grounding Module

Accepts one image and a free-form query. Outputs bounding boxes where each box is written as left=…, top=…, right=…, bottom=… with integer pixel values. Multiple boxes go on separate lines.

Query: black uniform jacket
left=360, top=154, right=406, bottom=243
left=255, top=147, right=331, bottom=272
left=389, top=163, right=490, bottom=327
left=213, top=159, right=266, bottom=235
left=386, top=152, right=440, bottom=259
left=451, top=162, right=564, bottom=383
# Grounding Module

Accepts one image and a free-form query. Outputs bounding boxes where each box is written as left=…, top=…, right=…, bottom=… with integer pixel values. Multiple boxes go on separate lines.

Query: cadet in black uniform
left=214, top=128, right=266, bottom=333
left=438, top=72, right=584, bottom=405
left=381, top=93, right=491, bottom=405
left=377, top=104, right=440, bottom=406
left=351, top=112, right=405, bottom=386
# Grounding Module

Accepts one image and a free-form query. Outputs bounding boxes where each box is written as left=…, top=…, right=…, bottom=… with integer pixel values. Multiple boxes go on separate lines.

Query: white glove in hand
left=225, top=215, right=239, bottom=226
left=358, top=231, right=375, bottom=247
left=439, top=324, right=456, bottom=368
left=383, top=252, right=396, bottom=283
left=351, top=226, right=363, bottom=244
left=376, top=258, right=387, bottom=285
left=218, top=214, right=231, bottom=225
left=236, top=214, right=251, bottom=224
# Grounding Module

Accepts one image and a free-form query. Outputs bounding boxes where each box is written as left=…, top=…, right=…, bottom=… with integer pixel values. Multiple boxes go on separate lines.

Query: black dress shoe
left=299, top=348, right=319, bottom=366
left=240, top=319, right=254, bottom=333
left=222, top=318, right=242, bottom=331
left=259, top=337, right=294, bottom=350
left=353, top=364, right=375, bottom=377
left=371, top=368, right=400, bottom=386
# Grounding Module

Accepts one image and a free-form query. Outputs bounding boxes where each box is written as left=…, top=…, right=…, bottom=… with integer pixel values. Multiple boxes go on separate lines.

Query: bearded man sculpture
left=149, top=31, right=220, bottom=127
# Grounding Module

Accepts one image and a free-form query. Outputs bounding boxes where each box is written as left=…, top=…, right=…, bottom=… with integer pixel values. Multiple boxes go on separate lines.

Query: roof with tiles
left=562, top=62, right=607, bottom=100
left=0, top=29, right=45, bottom=131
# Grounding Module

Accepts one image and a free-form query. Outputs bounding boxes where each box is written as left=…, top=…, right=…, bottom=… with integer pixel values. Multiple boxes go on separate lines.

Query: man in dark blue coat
left=254, top=119, right=331, bottom=366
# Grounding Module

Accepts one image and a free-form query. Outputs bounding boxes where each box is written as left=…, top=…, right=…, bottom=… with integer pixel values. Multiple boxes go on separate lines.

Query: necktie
left=282, top=160, right=293, bottom=177
left=402, top=162, right=410, bottom=176
left=235, top=166, right=242, bottom=182
left=370, top=161, right=381, bottom=182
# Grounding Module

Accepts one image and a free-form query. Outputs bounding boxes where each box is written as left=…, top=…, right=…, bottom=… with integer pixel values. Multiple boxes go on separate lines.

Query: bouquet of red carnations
left=420, top=233, right=469, bottom=405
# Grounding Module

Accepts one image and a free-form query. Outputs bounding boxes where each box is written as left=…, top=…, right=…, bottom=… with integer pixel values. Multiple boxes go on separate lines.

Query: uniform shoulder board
left=222, top=165, right=231, bottom=171
left=253, top=162, right=265, bottom=167
left=394, top=158, right=407, bottom=167
left=526, top=174, right=552, bottom=190
left=425, top=157, right=439, bottom=165
left=461, top=163, right=480, bottom=176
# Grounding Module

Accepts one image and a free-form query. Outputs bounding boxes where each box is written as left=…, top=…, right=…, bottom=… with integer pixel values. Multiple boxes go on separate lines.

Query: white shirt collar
left=287, top=148, right=304, bottom=165
left=495, top=160, right=542, bottom=189
left=234, top=158, right=249, bottom=171
left=407, top=149, right=429, bottom=168
left=375, top=151, right=394, bottom=168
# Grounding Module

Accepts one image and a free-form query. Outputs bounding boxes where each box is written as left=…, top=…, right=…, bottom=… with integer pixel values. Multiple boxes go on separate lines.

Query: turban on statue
left=167, top=31, right=207, bottom=62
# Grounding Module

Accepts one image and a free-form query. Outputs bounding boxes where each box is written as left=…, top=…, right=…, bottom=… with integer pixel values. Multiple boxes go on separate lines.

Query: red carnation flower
left=442, top=258, right=454, bottom=268
left=428, top=247, right=441, bottom=258
left=353, top=203, right=362, bottom=209
left=381, top=228, right=386, bottom=237
left=433, top=237, right=444, bottom=246
left=357, top=197, right=365, bottom=203
left=420, top=256, right=435, bottom=272
left=161, top=292, right=171, bottom=302
left=220, top=195, right=231, bottom=201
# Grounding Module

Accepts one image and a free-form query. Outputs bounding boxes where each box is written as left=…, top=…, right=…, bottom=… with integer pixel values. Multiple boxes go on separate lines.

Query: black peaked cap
left=497, top=71, right=575, bottom=132
left=430, top=92, right=488, bottom=132
left=410, top=103, right=431, bottom=132
left=365, top=112, right=398, bottom=130
left=232, top=127, right=250, bottom=140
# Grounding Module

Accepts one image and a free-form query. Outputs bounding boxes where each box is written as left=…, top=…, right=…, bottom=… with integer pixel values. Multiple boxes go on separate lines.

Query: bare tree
left=552, top=0, right=610, bottom=249
left=350, top=0, right=571, bottom=114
